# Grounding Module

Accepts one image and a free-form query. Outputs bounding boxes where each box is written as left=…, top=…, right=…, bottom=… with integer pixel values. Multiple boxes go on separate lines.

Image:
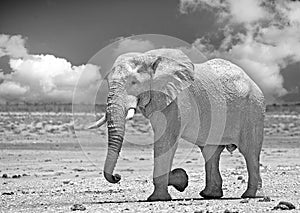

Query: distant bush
left=1, top=102, right=300, bottom=113
left=0, top=102, right=106, bottom=113
left=266, top=102, right=300, bottom=113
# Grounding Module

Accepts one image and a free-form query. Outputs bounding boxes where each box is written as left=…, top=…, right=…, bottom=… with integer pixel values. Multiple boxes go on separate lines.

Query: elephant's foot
left=147, top=190, right=172, bottom=201
left=200, top=186, right=223, bottom=199
left=168, top=168, right=188, bottom=192
left=241, top=188, right=258, bottom=198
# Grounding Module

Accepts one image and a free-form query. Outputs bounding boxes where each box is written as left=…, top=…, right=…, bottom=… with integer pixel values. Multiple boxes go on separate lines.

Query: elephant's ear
left=143, top=49, right=194, bottom=115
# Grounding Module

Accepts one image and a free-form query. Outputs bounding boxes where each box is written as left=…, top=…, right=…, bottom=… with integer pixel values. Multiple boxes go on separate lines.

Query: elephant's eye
left=131, top=80, right=138, bottom=85
left=151, top=57, right=162, bottom=71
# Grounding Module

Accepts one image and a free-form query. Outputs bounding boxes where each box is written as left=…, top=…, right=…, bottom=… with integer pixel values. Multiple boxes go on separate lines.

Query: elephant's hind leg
left=239, top=120, right=264, bottom=198
left=199, top=145, right=225, bottom=199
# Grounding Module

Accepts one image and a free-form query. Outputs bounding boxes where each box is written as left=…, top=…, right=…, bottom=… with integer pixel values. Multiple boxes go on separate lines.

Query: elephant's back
left=194, top=58, right=264, bottom=111
left=183, top=59, right=265, bottom=146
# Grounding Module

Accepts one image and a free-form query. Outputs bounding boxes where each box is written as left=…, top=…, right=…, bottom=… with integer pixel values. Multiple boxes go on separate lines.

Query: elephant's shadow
left=85, top=197, right=257, bottom=204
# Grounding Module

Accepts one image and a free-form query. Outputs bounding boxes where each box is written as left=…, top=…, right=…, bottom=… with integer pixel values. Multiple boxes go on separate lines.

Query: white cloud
left=227, top=0, right=268, bottom=23
left=180, top=0, right=269, bottom=24
left=113, top=38, right=155, bottom=56
left=0, top=34, right=28, bottom=58
left=0, top=52, right=100, bottom=103
left=0, top=81, right=29, bottom=100
left=179, top=0, right=300, bottom=103
left=179, top=0, right=226, bottom=14
left=0, top=34, right=102, bottom=104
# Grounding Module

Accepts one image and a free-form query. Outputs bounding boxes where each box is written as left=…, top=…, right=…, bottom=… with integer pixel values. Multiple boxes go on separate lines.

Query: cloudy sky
left=0, top=0, right=299, bottom=104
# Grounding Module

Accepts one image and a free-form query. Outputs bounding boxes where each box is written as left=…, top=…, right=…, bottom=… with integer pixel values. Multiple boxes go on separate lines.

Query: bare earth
left=0, top=111, right=300, bottom=212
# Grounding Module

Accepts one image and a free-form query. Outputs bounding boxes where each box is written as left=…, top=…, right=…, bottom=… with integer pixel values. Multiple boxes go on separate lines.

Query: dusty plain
left=0, top=109, right=300, bottom=212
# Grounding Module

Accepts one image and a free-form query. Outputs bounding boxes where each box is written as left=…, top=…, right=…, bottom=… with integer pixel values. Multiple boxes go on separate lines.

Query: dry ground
left=0, top=111, right=300, bottom=212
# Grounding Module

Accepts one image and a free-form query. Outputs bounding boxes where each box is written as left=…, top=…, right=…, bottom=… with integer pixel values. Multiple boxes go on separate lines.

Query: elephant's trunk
left=103, top=81, right=126, bottom=183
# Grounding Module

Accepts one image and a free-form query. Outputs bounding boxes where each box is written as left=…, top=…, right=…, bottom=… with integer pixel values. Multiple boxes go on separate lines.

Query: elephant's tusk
left=126, top=108, right=136, bottom=120
left=87, top=114, right=107, bottom=129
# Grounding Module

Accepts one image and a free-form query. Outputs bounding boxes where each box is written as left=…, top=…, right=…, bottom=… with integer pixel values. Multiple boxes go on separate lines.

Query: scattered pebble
left=240, top=199, right=249, bottom=203
left=2, top=174, right=8, bottom=178
left=73, top=168, right=85, bottom=172
left=224, top=209, right=239, bottom=213
left=70, top=204, right=86, bottom=211
left=12, top=174, right=21, bottom=178
left=2, top=192, right=14, bottom=195
left=63, top=180, right=71, bottom=184
left=272, top=201, right=295, bottom=210
left=258, top=196, right=271, bottom=202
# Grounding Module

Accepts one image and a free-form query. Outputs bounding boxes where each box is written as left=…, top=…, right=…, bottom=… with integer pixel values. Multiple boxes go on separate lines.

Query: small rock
left=139, top=157, right=145, bottom=160
left=224, top=209, right=239, bottom=213
left=237, top=176, right=243, bottom=180
left=258, top=196, right=271, bottom=202
left=240, top=199, right=249, bottom=203
left=2, top=192, right=14, bottom=195
left=194, top=211, right=205, bottom=213
left=63, top=180, right=71, bottom=184
left=70, top=204, right=86, bottom=211
left=231, top=171, right=238, bottom=175
left=185, top=160, right=192, bottom=164
left=12, top=174, right=21, bottom=178
left=73, top=168, right=85, bottom=172
left=2, top=174, right=8, bottom=178
left=273, top=201, right=295, bottom=210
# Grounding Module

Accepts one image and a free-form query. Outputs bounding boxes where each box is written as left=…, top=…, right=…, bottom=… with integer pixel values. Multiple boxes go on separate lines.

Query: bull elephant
left=89, top=48, right=265, bottom=201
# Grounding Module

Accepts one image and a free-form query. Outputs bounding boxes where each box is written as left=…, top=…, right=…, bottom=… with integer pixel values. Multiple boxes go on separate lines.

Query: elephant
left=88, top=48, right=265, bottom=201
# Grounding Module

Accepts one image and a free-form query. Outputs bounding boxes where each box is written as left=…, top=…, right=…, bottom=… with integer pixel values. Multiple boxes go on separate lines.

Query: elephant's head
left=90, top=48, right=194, bottom=184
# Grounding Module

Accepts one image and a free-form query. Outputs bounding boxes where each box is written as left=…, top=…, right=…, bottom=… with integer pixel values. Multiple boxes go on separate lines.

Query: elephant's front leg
left=147, top=109, right=180, bottom=201
left=199, top=145, right=225, bottom=199
left=147, top=137, right=178, bottom=201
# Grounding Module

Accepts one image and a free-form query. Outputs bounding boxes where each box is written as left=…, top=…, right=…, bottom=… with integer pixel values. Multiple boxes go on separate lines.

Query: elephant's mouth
left=138, top=105, right=146, bottom=117
left=137, top=92, right=152, bottom=118
left=138, top=103, right=152, bottom=118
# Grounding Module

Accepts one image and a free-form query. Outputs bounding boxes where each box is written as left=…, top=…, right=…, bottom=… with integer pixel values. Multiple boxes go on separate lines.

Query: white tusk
left=87, top=114, right=107, bottom=129
left=126, top=108, right=136, bottom=120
